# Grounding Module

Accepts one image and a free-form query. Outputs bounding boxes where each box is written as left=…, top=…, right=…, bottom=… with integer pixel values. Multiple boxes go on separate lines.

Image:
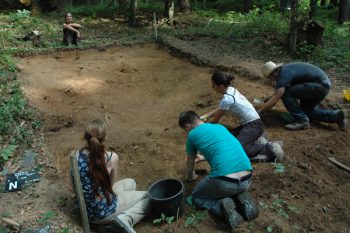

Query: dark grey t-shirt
left=275, top=62, right=331, bottom=89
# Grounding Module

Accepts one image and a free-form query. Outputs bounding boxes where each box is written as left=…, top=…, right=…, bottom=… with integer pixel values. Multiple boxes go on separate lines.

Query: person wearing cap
left=178, top=110, right=259, bottom=231
left=259, top=61, right=348, bottom=131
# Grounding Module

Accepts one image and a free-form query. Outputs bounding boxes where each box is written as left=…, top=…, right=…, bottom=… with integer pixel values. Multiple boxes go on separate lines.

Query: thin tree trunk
left=164, top=0, right=174, bottom=17
left=289, top=0, right=298, bottom=55
left=338, top=0, right=349, bottom=24
left=309, top=0, right=317, bottom=18
left=178, top=0, right=190, bottom=12
left=118, top=0, right=129, bottom=10
left=129, top=0, right=137, bottom=27
left=244, top=0, right=253, bottom=12
left=331, top=0, right=338, bottom=6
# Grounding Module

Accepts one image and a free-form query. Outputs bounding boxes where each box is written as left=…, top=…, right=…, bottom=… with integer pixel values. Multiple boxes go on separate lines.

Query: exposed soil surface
left=1, top=42, right=349, bottom=233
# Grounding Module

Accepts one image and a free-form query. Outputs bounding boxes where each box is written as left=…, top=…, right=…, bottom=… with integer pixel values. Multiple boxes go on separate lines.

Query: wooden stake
left=153, top=12, right=158, bottom=40
left=70, top=151, right=91, bottom=233
left=0, top=30, right=6, bottom=50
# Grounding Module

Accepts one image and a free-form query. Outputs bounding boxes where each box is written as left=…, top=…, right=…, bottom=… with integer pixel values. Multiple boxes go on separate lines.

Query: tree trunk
left=320, top=0, right=327, bottom=6
left=289, top=0, right=298, bottom=55
left=330, top=0, right=338, bottom=6
left=129, top=0, right=137, bottom=27
left=244, top=0, right=253, bottom=12
left=178, top=0, right=190, bottom=12
left=309, top=0, right=317, bottom=18
left=164, top=0, right=175, bottom=22
left=338, top=0, right=349, bottom=24
left=118, top=0, right=129, bottom=10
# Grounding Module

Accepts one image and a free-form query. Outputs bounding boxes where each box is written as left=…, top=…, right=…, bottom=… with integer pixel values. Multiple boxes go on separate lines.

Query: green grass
left=0, top=53, right=38, bottom=166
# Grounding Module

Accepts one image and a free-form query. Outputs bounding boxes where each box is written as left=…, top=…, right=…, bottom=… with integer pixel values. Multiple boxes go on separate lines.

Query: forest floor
left=1, top=16, right=350, bottom=233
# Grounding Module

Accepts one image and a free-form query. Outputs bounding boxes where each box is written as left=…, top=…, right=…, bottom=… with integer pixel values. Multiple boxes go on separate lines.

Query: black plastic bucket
left=148, top=179, right=185, bottom=220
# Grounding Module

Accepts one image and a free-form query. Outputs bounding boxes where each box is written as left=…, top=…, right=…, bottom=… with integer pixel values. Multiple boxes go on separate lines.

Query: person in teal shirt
left=179, top=111, right=259, bottom=230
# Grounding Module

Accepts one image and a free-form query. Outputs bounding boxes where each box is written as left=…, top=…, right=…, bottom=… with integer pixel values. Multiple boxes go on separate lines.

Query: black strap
left=225, top=88, right=236, bottom=104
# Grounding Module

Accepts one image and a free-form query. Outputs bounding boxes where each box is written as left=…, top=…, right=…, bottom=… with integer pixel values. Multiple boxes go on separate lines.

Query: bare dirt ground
left=1, top=42, right=349, bottom=233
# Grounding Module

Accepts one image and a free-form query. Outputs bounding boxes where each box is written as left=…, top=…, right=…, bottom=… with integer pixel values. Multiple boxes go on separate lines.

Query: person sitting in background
left=201, top=70, right=284, bottom=163
left=72, top=119, right=150, bottom=233
left=178, top=111, right=259, bottom=231
left=63, top=12, right=81, bottom=45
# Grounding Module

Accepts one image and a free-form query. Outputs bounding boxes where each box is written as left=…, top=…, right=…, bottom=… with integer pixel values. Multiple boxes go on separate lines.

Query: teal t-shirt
left=186, top=123, right=252, bottom=177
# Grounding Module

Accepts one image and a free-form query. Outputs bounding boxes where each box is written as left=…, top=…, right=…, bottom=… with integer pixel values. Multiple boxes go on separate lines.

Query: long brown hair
left=84, top=119, right=114, bottom=204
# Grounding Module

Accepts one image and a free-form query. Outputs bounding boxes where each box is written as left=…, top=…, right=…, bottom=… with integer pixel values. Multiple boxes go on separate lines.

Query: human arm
left=200, top=108, right=219, bottom=121
left=200, top=108, right=226, bottom=123
left=257, top=87, right=285, bottom=115
left=70, top=23, right=81, bottom=28
left=109, top=152, right=119, bottom=185
left=185, top=154, right=198, bottom=182
left=63, top=23, right=81, bottom=37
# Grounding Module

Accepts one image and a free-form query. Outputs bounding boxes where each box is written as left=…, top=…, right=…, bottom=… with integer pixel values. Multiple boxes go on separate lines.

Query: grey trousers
left=192, top=176, right=251, bottom=217
left=232, top=119, right=270, bottom=157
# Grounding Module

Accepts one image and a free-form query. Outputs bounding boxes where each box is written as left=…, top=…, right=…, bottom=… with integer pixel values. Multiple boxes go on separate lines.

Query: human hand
left=200, top=115, right=207, bottom=121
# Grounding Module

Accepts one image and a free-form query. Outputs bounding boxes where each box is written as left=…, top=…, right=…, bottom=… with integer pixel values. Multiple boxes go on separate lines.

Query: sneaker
left=337, top=110, right=348, bottom=131
left=257, top=132, right=268, bottom=145
left=220, top=197, right=244, bottom=230
left=269, top=142, right=284, bottom=162
left=257, top=136, right=268, bottom=145
left=250, top=154, right=269, bottom=162
left=233, top=192, right=259, bottom=221
left=285, top=121, right=310, bottom=130
left=99, top=216, right=135, bottom=233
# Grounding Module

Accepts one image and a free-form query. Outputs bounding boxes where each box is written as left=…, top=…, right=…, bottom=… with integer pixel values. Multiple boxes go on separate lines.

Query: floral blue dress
left=78, top=150, right=117, bottom=221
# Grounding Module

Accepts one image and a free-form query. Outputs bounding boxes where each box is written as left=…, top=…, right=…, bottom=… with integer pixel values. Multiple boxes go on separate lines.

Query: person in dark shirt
left=63, top=13, right=81, bottom=45
left=258, top=61, right=348, bottom=131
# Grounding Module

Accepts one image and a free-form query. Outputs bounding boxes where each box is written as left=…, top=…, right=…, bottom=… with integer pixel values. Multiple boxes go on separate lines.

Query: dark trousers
left=232, top=119, right=269, bottom=158
left=282, top=83, right=338, bottom=123
left=63, top=29, right=79, bottom=45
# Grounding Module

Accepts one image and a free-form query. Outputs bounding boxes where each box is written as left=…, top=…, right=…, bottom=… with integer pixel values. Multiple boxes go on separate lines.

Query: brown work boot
left=337, top=110, right=348, bottom=131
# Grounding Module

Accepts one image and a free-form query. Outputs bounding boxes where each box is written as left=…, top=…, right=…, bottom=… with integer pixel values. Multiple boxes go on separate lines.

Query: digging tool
left=328, top=157, right=350, bottom=173
left=12, top=150, right=36, bottom=173
left=1, top=217, right=20, bottom=230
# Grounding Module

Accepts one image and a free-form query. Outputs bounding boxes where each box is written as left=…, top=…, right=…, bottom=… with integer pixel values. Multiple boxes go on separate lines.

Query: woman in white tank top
left=200, top=71, right=284, bottom=163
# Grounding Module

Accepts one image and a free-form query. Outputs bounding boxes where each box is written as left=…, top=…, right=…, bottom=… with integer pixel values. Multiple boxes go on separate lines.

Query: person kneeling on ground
left=63, top=12, right=81, bottom=45
left=259, top=61, right=348, bottom=131
left=201, top=70, right=284, bottom=163
left=179, top=111, right=259, bottom=230
left=72, top=119, right=150, bottom=233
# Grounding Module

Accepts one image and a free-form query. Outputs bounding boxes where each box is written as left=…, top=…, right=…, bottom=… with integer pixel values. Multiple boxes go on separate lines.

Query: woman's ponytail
left=211, top=70, right=235, bottom=87
left=84, top=120, right=114, bottom=204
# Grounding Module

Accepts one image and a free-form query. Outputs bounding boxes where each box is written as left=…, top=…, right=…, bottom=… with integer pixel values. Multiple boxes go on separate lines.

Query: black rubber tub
left=147, top=178, right=185, bottom=220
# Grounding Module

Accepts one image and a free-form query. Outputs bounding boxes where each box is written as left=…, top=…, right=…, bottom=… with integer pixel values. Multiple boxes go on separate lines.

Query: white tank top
left=219, top=87, right=260, bottom=125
